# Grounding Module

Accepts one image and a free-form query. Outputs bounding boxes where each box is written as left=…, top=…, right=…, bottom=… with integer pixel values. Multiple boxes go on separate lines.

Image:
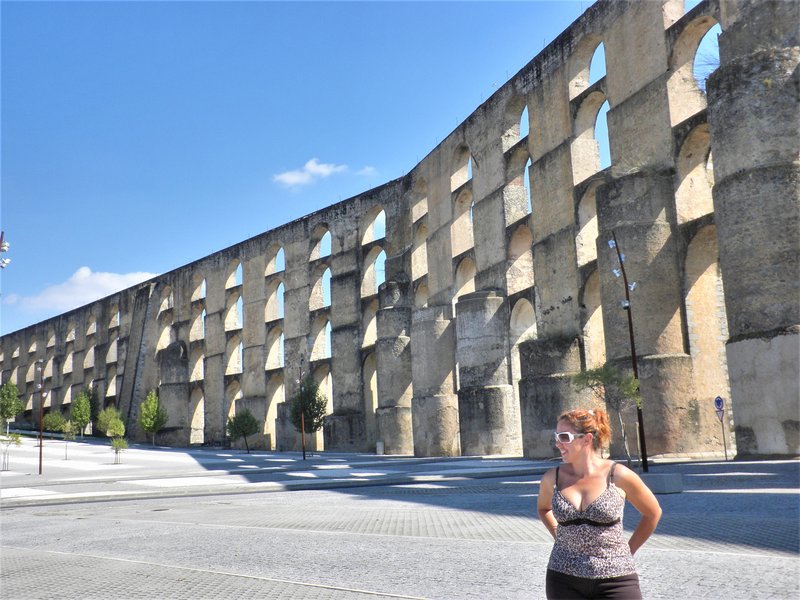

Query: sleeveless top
left=547, top=462, right=637, bottom=579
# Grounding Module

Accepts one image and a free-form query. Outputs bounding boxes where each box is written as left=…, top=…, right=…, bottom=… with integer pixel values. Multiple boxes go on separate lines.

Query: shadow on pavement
left=319, top=459, right=800, bottom=556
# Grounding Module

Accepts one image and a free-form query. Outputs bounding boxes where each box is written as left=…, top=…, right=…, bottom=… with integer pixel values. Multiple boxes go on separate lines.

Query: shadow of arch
left=675, top=124, right=714, bottom=224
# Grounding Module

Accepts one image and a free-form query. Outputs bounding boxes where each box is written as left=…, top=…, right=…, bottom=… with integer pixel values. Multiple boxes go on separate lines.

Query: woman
left=537, top=408, right=662, bottom=599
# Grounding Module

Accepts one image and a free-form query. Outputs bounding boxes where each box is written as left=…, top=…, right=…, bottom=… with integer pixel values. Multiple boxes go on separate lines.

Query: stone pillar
left=456, top=290, right=522, bottom=455
left=158, top=341, right=190, bottom=446
left=326, top=244, right=367, bottom=451
left=518, top=336, right=589, bottom=458
left=410, top=305, right=460, bottom=456
left=707, top=0, right=800, bottom=455
left=202, top=271, right=227, bottom=445
left=274, top=232, right=313, bottom=452
left=326, top=322, right=367, bottom=452
left=274, top=335, right=303, bottom=452
left=597, top=171, right=702, bottom=456
left=241, top=253, right=266, bottom=402
left=234, top=252, right=269, bottom=451
left=375, top=279, right=414, bottom=454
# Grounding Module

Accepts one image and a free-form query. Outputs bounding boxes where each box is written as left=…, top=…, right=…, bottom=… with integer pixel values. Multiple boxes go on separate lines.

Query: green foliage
left=97, top=406, right=123, bottom=436
left=111, top=436, right=128, bottom=464
left=572, top=364, right=616, bottom=401
left=106, top=417, right=125, bottom=439
left=289, top=376, right=328, bottom=434
left=572, top=364, right=640, bottom=411
left=226, top=409, right=260, bottom=453
left=138, top=390, right=168, bottom=445
left=42, top=411, right=67, bottom=433
left=70, top=391, right=92, bottom=438
left=1, top=433, right=21, bottom=447
left=99, top=403, right=128, bottom=463
left=619, top=376, right=641, bottom=409
left=62, top=420, right=76, bottom=439
left=1, top=433, right=22, bottom=471
left=0, top=381, right=24, bottom=434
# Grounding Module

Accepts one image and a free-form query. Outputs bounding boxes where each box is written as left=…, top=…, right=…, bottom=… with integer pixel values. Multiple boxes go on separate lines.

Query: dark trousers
left=546, top=569, right=642, bottom=600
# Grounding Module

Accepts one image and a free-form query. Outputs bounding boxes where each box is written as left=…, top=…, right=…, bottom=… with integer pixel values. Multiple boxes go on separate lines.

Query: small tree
left=0, top=381, right=24, bottom=435
left=70, top=391, right=92, bottom=439
left=289, top=375, right=328, bottom=457
left=111, top=437, right=128, bottom=464
left=1, top=433, right=21, bottom=471
left=97, top=406, right=123, bottom=437
left=42, top=411, right=66, bottom=433
left=138, top=390, right=168, bottom=446
left=62, top=420, right=76, bottom=460
left=106, top=416, right=125, bottom=438
left=105, top=415, right=127, bottom=464
left=572, top=364, right=640, bottom=468
left=227, top=409, right=260, bottom=453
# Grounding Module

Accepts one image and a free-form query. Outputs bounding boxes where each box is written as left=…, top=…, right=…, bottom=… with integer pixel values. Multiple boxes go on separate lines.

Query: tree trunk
left=615, top=411, right=633, bottom=469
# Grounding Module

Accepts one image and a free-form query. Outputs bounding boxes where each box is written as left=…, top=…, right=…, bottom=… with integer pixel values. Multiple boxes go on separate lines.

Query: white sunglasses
left=554, top=431, right=587, bottom=444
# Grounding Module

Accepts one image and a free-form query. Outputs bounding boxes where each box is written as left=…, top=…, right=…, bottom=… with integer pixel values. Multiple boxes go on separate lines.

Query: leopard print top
left=547, top=462, right=637, bottom=579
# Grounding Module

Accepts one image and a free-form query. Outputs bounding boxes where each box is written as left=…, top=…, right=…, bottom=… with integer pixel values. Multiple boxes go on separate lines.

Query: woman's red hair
left=558, top=408, right=612, bottom=449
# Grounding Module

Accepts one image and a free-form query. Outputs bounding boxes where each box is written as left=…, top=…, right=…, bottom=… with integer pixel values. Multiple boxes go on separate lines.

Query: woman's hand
left=614, top=464, right=662, bottom=554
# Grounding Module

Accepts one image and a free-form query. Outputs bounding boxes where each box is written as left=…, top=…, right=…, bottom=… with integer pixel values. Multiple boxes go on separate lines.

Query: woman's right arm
left=537, top=468, right=558, bottom=540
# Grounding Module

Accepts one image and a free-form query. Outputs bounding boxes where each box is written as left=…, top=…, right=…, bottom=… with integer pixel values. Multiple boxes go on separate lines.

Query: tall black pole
left=299, top=365, right=306, bottom=461
left=612, top=232, right=649, bottom=473
left=36, top=360, right=44, bottom=475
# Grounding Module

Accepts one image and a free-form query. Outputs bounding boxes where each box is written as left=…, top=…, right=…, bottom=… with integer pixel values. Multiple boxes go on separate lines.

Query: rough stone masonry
left=2, top=0, right=797, bottom=459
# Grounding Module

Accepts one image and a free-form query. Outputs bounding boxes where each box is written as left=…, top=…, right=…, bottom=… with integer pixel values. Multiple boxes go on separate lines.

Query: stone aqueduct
left=2, top=0, right=798, bottom=458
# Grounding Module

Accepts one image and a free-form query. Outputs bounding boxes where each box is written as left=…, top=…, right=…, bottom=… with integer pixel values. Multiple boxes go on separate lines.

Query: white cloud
left=5, top=267, right=158, bottom=314
left=357, top=166, right=377, bottom=176
left=273, top=158, right=348, bottom=188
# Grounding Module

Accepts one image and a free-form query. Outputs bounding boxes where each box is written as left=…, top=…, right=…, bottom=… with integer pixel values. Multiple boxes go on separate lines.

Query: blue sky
left=1, top=0, right=603, bottom=335
left=2, top=0, right=723, bottom=337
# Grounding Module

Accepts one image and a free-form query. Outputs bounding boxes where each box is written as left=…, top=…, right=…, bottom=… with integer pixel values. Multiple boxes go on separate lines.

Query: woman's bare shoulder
left=610, top=462, right=647, bottom=489
left=540, top=466, right=558, bottom=485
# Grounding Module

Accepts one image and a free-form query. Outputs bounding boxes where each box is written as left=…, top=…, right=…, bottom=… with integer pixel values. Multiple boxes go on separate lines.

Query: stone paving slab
left=2, top=546, right=421, bottom=600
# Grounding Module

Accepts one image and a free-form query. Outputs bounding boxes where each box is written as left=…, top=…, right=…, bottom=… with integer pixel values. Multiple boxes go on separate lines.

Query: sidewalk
left=0, top=436, right=551, bottom=507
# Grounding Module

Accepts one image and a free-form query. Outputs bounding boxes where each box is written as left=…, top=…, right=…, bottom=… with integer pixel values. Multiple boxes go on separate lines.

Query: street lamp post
left=35, top=359, right=45, bottom=475
left=298, top=365, right=306, bottom=461
left=609, top=232, right=649, bottom=473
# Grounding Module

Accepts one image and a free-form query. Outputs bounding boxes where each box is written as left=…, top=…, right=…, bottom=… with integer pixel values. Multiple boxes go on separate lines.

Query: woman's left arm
left=615, top=464, right=663, bottom=555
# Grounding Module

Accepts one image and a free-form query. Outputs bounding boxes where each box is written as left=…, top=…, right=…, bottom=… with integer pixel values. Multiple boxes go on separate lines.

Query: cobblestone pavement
left=2, top=451, right=798, bottom=600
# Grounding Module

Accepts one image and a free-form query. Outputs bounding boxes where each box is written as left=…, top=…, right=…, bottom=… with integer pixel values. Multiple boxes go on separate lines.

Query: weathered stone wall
left=2, top=0, right=796, bottom=458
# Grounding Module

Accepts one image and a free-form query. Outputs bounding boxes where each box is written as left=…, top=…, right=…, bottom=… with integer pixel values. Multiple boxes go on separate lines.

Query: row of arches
left=2, top=2, right=726, bottom=454
left=169, top=208, right=386, bottom=447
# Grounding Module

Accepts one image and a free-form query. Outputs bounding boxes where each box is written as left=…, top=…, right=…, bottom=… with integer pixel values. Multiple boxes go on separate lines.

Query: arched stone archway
left=685, top=225, right=731, bottom=449
left=581, top=270, right=605, bottom=369
left=675, top=124, right=714, bottom=224
left=507, top=226, right=533, bottom=295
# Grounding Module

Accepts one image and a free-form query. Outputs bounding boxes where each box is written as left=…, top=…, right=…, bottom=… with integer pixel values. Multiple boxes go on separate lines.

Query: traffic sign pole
left=715, top=396, right=728, bottom=461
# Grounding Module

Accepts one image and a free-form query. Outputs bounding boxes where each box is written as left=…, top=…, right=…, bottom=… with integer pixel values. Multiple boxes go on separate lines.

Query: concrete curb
left=0, top=465, right=547, bottom=509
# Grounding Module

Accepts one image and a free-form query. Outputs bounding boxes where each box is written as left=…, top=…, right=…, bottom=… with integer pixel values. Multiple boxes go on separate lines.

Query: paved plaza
left=1, top=437, right=798, bottom=599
